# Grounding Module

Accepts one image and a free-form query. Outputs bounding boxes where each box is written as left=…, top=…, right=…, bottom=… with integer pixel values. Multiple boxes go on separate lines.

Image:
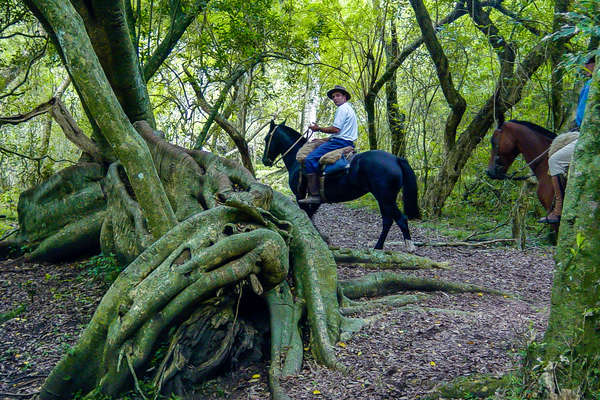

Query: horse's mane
left=509, top=120, right=556, bottom=140
left=278, top=124, right=306, bottom=143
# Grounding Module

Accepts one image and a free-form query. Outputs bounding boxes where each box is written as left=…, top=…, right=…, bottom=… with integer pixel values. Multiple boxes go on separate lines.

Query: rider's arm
left=309, top=124, right=340, bottom=134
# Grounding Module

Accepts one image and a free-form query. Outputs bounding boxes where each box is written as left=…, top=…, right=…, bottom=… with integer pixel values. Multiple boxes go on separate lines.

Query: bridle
left=504, top=147, right=550, bottom=180
left=492, top=133, right=550, bottom=181
left=264, top=125, right=311, bottom=166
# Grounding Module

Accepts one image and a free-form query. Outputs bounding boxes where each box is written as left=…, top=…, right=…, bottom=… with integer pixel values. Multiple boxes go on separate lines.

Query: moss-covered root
left=265, top=282, right=304, bottom=400
left=39, top=207, right=289, bottom=400
left=339, top=293, right=429, bottom=315
left=339, top=271, right=508, bottom=300
left=26, top=210, right=105, bottom=261
left=270, top=192, right=342, bottom=371
left=425, top=373, right=511, bottom=399
left=153, top=294, right=264, bottom=397
left=15, top=162, right=107, bottom=261
left=331, top=247, right=449, bottom=270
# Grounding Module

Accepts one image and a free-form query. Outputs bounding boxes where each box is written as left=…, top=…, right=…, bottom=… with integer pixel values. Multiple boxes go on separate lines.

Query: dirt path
left=0, top=203, right=555, bottom=399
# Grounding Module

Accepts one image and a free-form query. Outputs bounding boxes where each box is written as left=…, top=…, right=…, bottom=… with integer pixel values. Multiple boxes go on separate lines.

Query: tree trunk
left=385, top=22, right=407, bottom=157
left=421, top=0, right=573, bottom=215
left=11, top=2, right=516, bottom=399
left=26, top=0, right=177, bottom=238
left=365, top=92, right=378, bottom=150
left=550, top=0, right=570, bottom=131
left=542, top=54, right=600, bottom=396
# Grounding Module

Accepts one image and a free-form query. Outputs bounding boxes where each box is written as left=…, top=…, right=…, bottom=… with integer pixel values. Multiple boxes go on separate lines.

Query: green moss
left=0, top=303, right=27, bottom=324
left=426, top=374, right=511, bottom=399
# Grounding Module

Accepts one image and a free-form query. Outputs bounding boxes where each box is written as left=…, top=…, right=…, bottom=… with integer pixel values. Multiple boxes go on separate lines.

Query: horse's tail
left=397, top=157, right=421, bottom=219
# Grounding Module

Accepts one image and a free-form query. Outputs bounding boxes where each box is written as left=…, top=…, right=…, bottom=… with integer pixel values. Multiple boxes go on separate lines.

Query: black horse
left=262, top=121, right=420, bottom=250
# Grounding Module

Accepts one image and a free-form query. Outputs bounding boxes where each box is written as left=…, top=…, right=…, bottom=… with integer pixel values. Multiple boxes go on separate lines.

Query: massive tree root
left=2, top=162, right=107, bottom=261
left=7, top=123, right=506, bottom=399
left=331, top=247, right=449, bottom=270
left=20, top=122, right=340, bottom=400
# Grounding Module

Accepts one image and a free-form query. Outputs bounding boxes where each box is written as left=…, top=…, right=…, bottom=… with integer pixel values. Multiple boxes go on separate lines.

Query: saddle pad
left=322, top=155, right=350, bottom=175
left=549, top=131, right=579, bottom=159
left=319, top=146, right=355, bottom=165
left=296, top=139, right=328, bottom=163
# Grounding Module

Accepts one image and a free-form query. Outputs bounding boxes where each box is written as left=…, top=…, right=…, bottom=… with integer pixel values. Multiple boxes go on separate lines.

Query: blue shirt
left=575, top=79, right=591, bottom=128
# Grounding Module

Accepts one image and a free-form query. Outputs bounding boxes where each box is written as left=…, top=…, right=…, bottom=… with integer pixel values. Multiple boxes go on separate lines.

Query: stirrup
left=538, top=214, right=561, bottom=224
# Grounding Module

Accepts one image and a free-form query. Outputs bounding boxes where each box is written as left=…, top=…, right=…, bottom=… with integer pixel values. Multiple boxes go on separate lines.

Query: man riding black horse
left=299, top=85, right=358, bottom=204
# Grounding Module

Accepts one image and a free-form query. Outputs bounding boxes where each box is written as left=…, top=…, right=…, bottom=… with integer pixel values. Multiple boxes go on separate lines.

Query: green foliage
left=0, top=303, right=26, bottom=324
left=0, top=187, right=19, bottom=236
left=80, top=253, right=122, bottom=285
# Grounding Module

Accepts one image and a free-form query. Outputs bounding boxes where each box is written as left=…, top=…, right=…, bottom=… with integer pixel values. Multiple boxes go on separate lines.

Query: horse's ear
left=270, top=119, right=275, bottom=130
left=282, top=118, right=287, bottom=127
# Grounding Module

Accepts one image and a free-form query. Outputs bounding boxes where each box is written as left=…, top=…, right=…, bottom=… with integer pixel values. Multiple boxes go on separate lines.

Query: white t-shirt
left=331, top=102, right=358, bottom=142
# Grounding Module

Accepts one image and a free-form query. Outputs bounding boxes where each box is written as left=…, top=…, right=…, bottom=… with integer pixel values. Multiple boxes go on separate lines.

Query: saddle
left=296, top=139, right=356, bottom=175
left=296, top=139, right=356, bottom=202
left=549, top=131, right=579, bottom=159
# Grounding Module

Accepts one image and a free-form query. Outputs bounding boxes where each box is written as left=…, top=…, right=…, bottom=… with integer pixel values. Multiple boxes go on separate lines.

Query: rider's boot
left=298, top=174, right=321, bottom=204
left=538, top=175, right=563, bottom=224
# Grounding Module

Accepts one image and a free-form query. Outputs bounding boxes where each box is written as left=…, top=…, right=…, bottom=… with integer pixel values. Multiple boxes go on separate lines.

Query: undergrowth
left=80, top=253, right=122, bottom=285
left=345, top=174, right=554, bottom=247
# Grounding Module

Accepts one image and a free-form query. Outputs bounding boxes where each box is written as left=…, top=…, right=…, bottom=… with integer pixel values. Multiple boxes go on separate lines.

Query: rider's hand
left=309, top=123, right=320, bottom=132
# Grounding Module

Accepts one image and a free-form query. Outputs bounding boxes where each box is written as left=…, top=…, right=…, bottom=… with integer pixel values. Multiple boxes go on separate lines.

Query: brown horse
left=486, top=118, right=556, bottom=213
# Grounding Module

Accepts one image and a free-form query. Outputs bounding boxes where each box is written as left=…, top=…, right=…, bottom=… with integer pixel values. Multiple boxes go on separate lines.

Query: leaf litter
left=0, top=202, right=554, bottom=399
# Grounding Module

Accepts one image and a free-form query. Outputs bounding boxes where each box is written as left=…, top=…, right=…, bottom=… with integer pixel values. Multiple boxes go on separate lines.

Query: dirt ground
left=0, top=202, right=555, bottom=399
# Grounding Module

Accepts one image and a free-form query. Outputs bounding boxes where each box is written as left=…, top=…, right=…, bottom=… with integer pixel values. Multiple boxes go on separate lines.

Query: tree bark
left=542, top=53, right=600, bottom=396
left=385, top=22, right=406, bottom=157
left=550, top=0, right=570, bottom=131
left=409, top=0, right=466, bottom=154
left=26, top=0, right=177, bottom=239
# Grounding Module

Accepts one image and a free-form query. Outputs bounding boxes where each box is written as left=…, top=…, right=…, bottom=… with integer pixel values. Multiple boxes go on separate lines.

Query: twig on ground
left=0, top=228, right=17, bottom=241
left=0, top=267, right=39, bottom=274
left=387, top=238, right=515, bottom=247
left=0, top=392, right=39, bottom=398
left=464, top=219, right=509, bottom=240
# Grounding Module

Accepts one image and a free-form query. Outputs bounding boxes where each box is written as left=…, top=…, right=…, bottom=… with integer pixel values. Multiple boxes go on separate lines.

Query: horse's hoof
left=405, top=240, right=416, bottom=252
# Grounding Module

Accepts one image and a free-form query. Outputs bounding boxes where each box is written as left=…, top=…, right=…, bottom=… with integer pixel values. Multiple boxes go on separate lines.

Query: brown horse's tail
left=397, top=158, right=421, bottom=219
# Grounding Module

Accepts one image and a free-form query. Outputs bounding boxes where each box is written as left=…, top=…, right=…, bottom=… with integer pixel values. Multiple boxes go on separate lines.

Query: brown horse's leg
left=537, top=175, right=554, bottom=213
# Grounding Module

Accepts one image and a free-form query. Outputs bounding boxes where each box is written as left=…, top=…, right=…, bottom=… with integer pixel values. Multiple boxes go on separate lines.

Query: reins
left=504, top=147, right=550, bottom=180
left=266, top=126, right=311, bottom=166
